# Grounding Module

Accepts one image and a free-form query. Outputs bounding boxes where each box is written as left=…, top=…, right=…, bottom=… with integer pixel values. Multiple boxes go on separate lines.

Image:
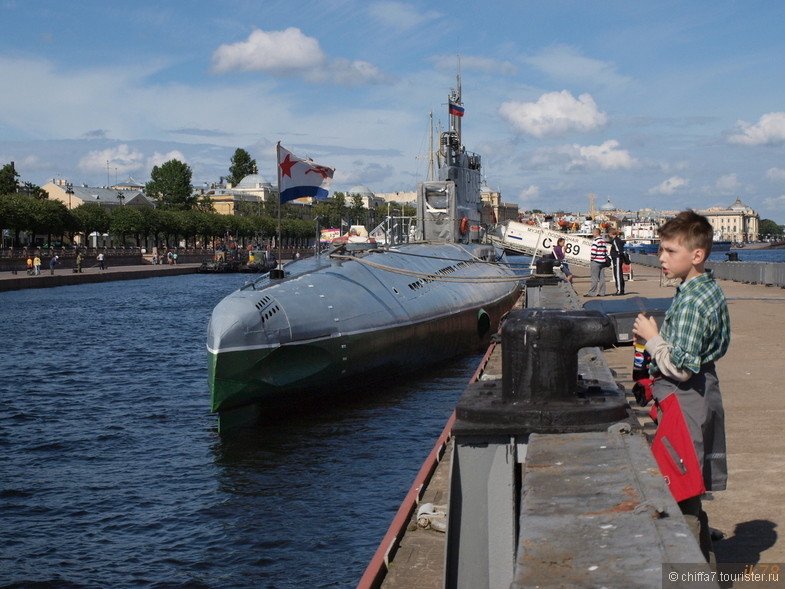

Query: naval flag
left=277, top=143, right=335, bottom=203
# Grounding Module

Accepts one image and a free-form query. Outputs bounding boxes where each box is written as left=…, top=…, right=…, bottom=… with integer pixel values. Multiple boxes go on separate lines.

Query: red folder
left=650, top=393, right=706, bottom=503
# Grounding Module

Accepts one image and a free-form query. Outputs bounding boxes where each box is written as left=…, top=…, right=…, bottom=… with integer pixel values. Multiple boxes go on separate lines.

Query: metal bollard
left=446, top=309, right=631, bottom=589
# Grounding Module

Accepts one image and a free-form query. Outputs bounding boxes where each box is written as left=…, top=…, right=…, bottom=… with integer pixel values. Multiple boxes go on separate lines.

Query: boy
left=633, top=210, right=730, bottom=564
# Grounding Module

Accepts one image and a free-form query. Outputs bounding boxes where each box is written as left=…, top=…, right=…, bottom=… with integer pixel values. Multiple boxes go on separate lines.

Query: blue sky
left=3, top=0, right=785, bottom=222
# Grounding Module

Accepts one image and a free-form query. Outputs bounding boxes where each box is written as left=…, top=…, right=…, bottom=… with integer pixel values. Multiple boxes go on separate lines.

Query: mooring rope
left=329, top=253, right=527, bottom=283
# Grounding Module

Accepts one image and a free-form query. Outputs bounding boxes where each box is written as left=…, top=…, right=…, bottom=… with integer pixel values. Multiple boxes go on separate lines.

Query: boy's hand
left=633, top=313, right=659, bottom=341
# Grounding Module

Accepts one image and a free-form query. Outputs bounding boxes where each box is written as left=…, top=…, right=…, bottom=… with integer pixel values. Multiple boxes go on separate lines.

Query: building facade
left=43, top=179, right=156, bottom=209
left=702, top=197, right=760, bottom=242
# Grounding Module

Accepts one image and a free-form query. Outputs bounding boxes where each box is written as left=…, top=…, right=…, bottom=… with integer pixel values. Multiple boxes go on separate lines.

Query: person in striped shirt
left=633, top=210, right=730, bottom=566
left=585, top=227, right=608, bottom=296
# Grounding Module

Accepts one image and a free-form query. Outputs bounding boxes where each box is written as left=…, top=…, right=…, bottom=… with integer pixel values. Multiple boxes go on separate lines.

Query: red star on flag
left=279, top=154, right=296, bottom=178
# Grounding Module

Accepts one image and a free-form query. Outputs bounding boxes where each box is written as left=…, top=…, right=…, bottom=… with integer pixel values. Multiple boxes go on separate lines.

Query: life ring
left=460, top=217, right=469, bottom=234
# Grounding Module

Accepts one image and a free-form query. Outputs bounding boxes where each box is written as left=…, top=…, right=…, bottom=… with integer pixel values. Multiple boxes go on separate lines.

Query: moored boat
left=206, top=78, right=523, bottom=430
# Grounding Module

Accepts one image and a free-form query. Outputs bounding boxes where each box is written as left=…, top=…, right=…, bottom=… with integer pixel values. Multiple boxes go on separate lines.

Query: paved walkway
left=0, top=263, right=202, bottom=292
left=573, top=263, right=785, bottom=567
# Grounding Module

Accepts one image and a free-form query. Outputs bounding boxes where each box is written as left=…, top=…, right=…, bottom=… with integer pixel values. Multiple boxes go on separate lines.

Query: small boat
left=206, top=78, right=523, bottom=430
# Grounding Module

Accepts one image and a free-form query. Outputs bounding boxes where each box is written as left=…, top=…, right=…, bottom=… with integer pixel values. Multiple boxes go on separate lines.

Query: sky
left=3, top=0, right=785, bottom=222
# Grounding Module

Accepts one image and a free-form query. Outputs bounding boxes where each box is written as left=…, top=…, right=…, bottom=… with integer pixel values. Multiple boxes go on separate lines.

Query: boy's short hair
left=658, top=210, right=714, bottom=255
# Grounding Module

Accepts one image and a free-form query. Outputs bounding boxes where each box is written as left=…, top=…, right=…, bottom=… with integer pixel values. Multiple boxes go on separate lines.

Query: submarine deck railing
left=358, top=267, right=719, bottom=589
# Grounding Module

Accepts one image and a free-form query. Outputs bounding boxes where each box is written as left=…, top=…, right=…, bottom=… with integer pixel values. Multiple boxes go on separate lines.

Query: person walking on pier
left=97, top=252, right=105, bottom=270
left=49, top=255, right=59, bottom=275
left=585, top=228, right=607, bottom=297
left=33, top=255, right=41, bottom=275
left=26, top=256, right=33, bottom=275
left=633, top=210, right=730, bottom=567
left=608, top=228, right=626, bottom=295
left=76, top=251, right=83, bottom=273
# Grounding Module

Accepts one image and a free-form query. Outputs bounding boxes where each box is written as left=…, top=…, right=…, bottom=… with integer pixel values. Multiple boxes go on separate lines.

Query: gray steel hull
left=207, top=242, right=522, bottom=420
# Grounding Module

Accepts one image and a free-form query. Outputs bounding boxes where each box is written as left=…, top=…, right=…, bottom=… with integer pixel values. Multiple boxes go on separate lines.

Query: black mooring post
left=502, top=308, right=618, bottom=403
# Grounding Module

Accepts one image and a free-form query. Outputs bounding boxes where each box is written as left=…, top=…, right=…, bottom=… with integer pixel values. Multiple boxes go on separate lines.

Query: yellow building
left=702, top=197, right=760, bottom=242
left=43, top=179, right=156, bottom=209
left=201, top=174, right=279, bottom=215
left=480, top=183, right=518, bottom=224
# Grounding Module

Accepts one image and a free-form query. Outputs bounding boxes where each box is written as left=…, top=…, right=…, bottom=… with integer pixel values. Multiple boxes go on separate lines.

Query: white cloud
left=148, top=151, right=188, bottom=169
left=367, top=1, right=442, bottom=30
left=524, top=45, right=631, bottom=89
left=714, top=173, right=743, bottom=194
left=305, top=58, right=390, bottom=86
left=566, top=140, right=638, bottom=172
left=211, top=28, right=391, bottom=85
left=499, top=91, right=608, bottom=138
left=766, top=167, right=785, bottom=182
left=649, top=176, right=688, bottom=195
left=78, top=145, right=146, bottom=176
left=727, top=112, right=785, bottom=146
left=519, top=185, right=540, bottom=200
left=211, top=28, right=325, bottom=74
left=762, top=194, right=785, bottom=209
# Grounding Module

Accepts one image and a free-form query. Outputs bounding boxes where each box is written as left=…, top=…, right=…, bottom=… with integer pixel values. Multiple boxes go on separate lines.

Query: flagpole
left=275, top=142, right=283, bottom=277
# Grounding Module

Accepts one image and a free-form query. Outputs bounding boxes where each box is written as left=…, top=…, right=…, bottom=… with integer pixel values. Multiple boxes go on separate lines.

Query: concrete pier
left=369, top=262, right=785, bottom=588
left=0, top=263, right=202, bottom=292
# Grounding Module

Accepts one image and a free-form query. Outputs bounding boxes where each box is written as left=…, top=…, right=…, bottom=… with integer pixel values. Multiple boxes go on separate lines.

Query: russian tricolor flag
left=449, top=102, right=465, bottom=117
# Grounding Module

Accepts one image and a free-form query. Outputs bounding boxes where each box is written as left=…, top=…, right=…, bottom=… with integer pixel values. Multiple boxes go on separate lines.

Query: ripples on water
left=1, top=274, right=479, bottom=588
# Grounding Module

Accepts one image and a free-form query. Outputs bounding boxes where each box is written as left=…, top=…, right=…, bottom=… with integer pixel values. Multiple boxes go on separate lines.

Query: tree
left=0, top=194, right=35, bottom=245
left=146, top=159, right=196, bottom=210
left=110, top=206, right=145, bottom=246
left=759, top=218, right=784, bottom=239
left=72, top=203, right=110, bottom=245
left=0, top=162, right=20, bottom=195
left=227, top=148, right=258, bottom=186
left=32, top=199, right=70, bottom=245
left=348, top=193, right=366, bottom=225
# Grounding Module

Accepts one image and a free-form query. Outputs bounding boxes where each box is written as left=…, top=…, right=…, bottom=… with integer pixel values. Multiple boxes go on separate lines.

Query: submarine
left=206, top=80, right=524, bottom=430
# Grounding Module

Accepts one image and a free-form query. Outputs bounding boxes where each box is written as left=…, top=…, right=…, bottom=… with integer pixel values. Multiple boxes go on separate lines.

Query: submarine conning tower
left=416, top=77, right=484, bottom=244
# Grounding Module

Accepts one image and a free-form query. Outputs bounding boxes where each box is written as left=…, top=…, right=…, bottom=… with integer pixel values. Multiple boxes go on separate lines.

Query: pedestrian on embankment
left=633, top=210, right=730, bottom=567
left=585, top=227, right=607, bottom=297
left=49, top=255, right=59, bottom=275
left=608, top=228, right=626, bottom=295
left=33, top=255, right=41, bottom=276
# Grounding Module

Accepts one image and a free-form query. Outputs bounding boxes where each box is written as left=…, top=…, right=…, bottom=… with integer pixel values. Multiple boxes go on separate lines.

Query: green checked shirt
left=651, top=270, right=730, bottom=376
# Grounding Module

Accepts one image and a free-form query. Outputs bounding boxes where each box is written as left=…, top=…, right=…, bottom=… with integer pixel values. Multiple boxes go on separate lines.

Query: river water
left=0, top=274, right=481, bottom=588
left=3, top=251, right=784, bottom=588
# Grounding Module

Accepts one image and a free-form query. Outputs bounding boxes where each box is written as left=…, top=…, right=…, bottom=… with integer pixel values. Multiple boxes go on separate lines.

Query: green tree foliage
left=22, top=182, right=48, bottom=199
left=110, top=206, right=145, bottom=246
left=72, top=203, right=111, bottom=244
left=227, top=148, right=258, bottom=186
left=348, top=193, right=366, bottom=225
left=0, top=194, right=35, bottom=244
left=33, top=199, right=70, bottom=243
left=759, top=218, right=784, bottom=238
left=0, top=163, right=20, bottom=195
left=146, top=159, right=196, bottom=210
